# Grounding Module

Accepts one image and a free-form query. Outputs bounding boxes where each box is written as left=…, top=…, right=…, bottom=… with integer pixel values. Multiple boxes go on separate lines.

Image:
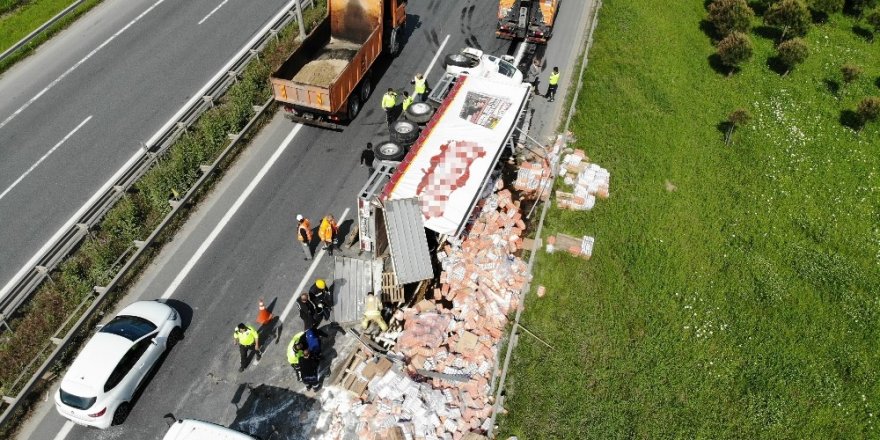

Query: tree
left=708, top=0, right=756, bottom=36
left=866, top=7, right=880, bottom=38
left=717, top=32, right=754, bottom=74
left=725, top=108, right=752, bottom=144
left=841, top=63, right=862, bottom=84
left=776, top=38, right=809, bottom=74
left=856, top=96, right=880, bottom=128
left=808, top=0, right=845, bottom=15
left=765, top=0, right=812, bottom=39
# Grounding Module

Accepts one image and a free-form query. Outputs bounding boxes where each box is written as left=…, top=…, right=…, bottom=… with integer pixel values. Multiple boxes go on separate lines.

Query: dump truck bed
left=270, top=0, right=383, bottom=114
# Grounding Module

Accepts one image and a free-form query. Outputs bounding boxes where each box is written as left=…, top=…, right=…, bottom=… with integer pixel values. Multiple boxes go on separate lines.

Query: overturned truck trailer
left=333, top=76, right=532, bottom=324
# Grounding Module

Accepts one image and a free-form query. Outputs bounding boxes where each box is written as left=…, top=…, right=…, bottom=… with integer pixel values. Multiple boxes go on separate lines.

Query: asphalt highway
left=16, top=0, right=598, bottom=438
left=0, top=0, right=293, bottom=298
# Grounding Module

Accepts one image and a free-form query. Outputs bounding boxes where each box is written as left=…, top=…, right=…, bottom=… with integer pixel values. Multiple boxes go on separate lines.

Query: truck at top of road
left=495, top=0, right=559, bottom=44
left=270, top=0, right=407, bottom=130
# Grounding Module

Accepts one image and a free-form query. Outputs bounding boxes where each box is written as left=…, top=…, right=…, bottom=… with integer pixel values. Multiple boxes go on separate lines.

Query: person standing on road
left=361, top=142, right=375, bottom=176
left=318, top=215, right=339, bottom=256
left=381, top=88, right=398, bottom=126
left=296, top=214, right=313, bottom=260
left=233, top=323, right=261, bottom=373
left=401, top=91, right=414, bottom=112
left=411, top=73, right=427, bottom=103
left=287, top=328, right=323, bottom=383
left=526, top=58, right=542, bottom=95
left=309, top=279, right=333, bottom=322
left=546, top=66, right=560, bottom=102
left=297, top=293, right=318, bottom=331
left=298, top=349, right=322, bottom=391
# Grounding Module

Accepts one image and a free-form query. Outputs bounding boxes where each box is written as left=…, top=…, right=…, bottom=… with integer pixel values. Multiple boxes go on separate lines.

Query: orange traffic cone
left=256, top=298, right=273, bottom=325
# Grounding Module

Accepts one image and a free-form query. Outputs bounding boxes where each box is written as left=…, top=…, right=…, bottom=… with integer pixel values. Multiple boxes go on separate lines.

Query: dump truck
left=496, top=0, right=558, bottom=44
left=270, top=0, right=407, bottom=129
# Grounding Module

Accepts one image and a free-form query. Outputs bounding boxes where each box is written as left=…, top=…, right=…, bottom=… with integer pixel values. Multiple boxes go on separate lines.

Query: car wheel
left=373, top=140, right=405, bottom=162
left=112, top=402, right=131, bottom=426
left=444, top=53, right=477, bottom=68
left=348, top=94, right=362, bottom=120
left=359, top=76, right=372, bottom=104
left=167, top=327, right=183, bottom=350
left=390, top=120, right=420, bottom=146
left=405, top=102, right=435, bottom=124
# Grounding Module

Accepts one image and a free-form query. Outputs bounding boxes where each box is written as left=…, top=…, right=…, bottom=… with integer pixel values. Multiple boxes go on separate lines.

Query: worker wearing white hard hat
left=296, top=214, right=313, bottom=260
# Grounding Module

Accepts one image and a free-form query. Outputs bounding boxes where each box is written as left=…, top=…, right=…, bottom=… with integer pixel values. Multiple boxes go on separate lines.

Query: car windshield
left=497, top=60, right=517, bottom=78
left=59, top=388, right=96, bottom=410
left=100, top=315, right=157, bottom=341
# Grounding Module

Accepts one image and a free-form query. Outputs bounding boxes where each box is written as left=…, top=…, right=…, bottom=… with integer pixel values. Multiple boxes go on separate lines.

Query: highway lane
left=0, top=0, right=294, bottom=296
left=19, top=0, right=597, bottom=438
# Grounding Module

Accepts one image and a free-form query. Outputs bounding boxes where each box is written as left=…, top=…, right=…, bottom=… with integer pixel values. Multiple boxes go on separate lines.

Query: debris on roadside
left=546, top=233, right=595, bottom=260
left=555, top=148, right=610, bottom=211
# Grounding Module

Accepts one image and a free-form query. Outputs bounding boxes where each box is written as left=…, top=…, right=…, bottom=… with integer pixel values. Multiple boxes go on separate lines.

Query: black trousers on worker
left=546, top=84, right=558, bottom=101
left=238, top=343, right=259, bottom=369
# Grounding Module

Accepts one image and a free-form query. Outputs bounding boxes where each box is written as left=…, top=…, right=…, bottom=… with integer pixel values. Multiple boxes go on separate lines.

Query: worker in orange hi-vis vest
left=296, top=214, right=313, bottom=260
left=318, top=215, right=339, bottom=256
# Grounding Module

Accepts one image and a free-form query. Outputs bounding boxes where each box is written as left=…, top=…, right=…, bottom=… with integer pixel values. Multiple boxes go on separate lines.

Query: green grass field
left=0, top=0, right=77, bottom=51
left=498, top=1, right=879, bottom=438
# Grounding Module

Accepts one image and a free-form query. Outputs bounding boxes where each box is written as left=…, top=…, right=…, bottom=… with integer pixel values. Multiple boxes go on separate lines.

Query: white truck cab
left=444, top=47, right=523, bottom=84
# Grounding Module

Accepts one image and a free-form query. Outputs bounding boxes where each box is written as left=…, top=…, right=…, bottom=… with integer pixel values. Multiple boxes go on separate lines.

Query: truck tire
left=374, top=140, right=405, bottom=162
left=405, top=102, right=435, bottom=124
left=360, top=76, right=372, bottom=104
left=390, top=120, right=420, bottom=146
left=348, top=94, right=362, bottom=120
left=444, top=53, right=478, bottom=69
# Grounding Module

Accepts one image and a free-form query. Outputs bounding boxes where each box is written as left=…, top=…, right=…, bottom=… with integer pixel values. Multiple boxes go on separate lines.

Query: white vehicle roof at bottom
left=163, top=419, right=257, bottom=440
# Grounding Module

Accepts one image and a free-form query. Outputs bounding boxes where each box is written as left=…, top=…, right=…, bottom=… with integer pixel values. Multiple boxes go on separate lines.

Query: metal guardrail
left=0, top=0, right=315, bottom=427
left=0, top=0, right=86, bottom=65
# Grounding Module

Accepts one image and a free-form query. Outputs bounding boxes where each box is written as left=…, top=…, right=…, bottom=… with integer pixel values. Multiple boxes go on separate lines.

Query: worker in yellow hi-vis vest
left=381, top=88, right=398, bottom=126
left=546, top=66, right=560, bottom=102
left=233, top=323, right=260, bottom=372
left=411, top=73, right=427, bottom=103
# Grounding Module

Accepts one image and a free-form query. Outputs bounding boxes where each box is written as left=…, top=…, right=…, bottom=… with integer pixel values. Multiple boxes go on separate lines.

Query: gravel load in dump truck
left=291, top=38, right=362, bottom=87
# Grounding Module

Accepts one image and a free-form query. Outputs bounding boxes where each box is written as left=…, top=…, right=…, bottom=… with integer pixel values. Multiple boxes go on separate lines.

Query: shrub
left=808, top=0, right=845, bottom=15
left=846, top=0, right=879, bottom=16
left=717, top=31, right=754, bottom=73
left=725, top=108, right=752, bottom=144
left=856, top=96, right=880, bottom=126
left=766, top=0, right=812, bottom=39
left=841, top=63, right=862, bottom=83
left=866, top=7, right=880, bottom=34
left=708, top=0, right=756, bottom=36
left=776, top=38, right=810, bottom=74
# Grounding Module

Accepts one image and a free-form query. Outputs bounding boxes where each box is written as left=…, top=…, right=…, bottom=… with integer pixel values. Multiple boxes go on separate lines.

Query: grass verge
left=0, top=0, right=103, bottom=76
left=498, top=1, right=880, bottom=438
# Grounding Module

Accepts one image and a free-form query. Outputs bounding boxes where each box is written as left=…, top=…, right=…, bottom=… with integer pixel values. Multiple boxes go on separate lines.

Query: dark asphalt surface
left=18, top=0, right=598, bottom=438
left=0, top=0, right=291, bottom=296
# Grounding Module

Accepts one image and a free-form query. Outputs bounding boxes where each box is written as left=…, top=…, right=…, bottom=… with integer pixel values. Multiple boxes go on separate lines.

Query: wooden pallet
left=381, top=272, right=404, bottom=303
left=332, top=347, right=371, bottom=398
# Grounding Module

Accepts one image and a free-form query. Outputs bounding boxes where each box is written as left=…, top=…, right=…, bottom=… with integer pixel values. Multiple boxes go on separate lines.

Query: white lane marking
left=0, top=116, right=92, bottom=202
left=52, top=421, right=74, bottom=440
left=423, top=34, right=450, bottom=78
left=160, top=124, right=304, bottom=299
left=198, top=0, right=231, bottom=25
left=0, top=149, right=144, bottom=299
left=146, top=0, right=299, bottom=147
left=279, top=207, right=350, bottom=322
left=0, top=0, right=167, bottom=132
left=1, top=0, right=302, bottom=303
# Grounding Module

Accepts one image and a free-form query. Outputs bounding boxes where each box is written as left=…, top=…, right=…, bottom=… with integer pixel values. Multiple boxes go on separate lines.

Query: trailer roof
left=382, top=76, right=530, bottom=236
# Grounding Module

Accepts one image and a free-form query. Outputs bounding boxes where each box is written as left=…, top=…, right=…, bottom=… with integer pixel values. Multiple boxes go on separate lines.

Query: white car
left=54, top=300, right=182, bottom=428
left=443, top=47, right=524, bottom=84
left=163, top=417, right=257, bottom=440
